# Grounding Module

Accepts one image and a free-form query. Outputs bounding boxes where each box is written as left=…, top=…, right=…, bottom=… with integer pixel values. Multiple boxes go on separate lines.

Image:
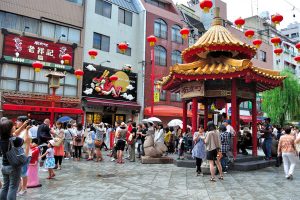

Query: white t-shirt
left=226, top=125, right=235, bottom=136
left=29, top=126, right=38, bottom=138
left=19, top=129, right=32, bottom=157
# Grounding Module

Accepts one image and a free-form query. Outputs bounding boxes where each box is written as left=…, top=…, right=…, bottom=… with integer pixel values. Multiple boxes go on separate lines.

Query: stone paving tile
left=1, top=156, right=296, bottom=200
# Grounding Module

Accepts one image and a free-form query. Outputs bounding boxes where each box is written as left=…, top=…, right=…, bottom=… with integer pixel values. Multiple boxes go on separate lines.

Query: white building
left=281, top=22, right=300, bottom=43
left=82, top=0, right=146, bottom=125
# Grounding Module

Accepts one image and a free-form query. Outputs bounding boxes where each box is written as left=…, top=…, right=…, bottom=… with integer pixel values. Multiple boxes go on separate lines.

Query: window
left=291, top=32, right=299, bottom=38
left=95, top=0, right=112, bottom=18
left=171, top=92, right=181, bottom=102
left=41, top=22, right=81, bottom=43
left=172, top=25, right=182, bottom=43
left=66, top=0, right=83, bottom=5
left=118, top=8, right=132, bottom=26
left=154, top=19, right=167, bottom=39
left=116, top=45, right=132, bottom=56
left=93, top=32, right=110, bottom=52
left=23, top=17, right=39, bottom=34
left=147, top=0, right=166, bottom=8
left=160, top=90, right=166, bottom=101
left=259, top=50, right=266, bottom=62
left=171, top=50, right=182, bottom=65
left=155, top=46, right=167, bottom=66
left=1, top=64, right=18, bottom=78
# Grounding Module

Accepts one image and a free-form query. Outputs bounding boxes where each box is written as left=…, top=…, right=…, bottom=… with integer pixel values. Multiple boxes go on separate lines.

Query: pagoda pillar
left=204, top=102, right=208, bottom=130
left=182, top=100, right=187, bottom=133
left=252, top=94, right=258, bottom=156
left=231, top=79, right=238, bottom=159
left=192, top=98, right=198, bottom=133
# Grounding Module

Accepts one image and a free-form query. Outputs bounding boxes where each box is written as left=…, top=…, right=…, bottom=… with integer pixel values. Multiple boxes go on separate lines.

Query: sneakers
left=17, top=190, right=27, bottom=196
left=111, top=158, right=116, bottom=162
left=64, top=157, right=70, bottom=160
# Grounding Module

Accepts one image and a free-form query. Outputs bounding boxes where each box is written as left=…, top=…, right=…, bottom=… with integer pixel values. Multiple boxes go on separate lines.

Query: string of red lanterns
left=234, top=17, right=245, bottom=29
left=244, top=29, right=255, bottom=39
left=252, top=39, right=262, bottom=48
left=274, top=48, right=283, bottom=56
left=200, top=0, right=213, bottom=13
left=270, top=37, right=281, bottom=47
left=271, top=13, right=283, bottom=26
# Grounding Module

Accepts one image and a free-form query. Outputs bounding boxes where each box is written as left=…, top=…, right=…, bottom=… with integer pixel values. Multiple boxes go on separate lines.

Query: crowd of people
left=0, top=115, right=299, bottom=199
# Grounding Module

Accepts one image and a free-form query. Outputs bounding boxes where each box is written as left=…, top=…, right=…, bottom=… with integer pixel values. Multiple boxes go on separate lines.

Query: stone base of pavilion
left=141, top=156, right=174, bottom=164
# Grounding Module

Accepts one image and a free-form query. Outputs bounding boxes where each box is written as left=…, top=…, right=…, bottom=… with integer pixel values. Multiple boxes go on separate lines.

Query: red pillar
left=150, top=48, right=155, bottom=117
left=231, top=79, right=238, bottom=159
left=237, top=101, right=240, bottom=132
left=182, top=100, right=187, bottom=133
left=81, top=113, right=85, bottom=125
left=252, top=96, right=258, bottom=156
left=50, top=88, right=56, bottom=127
left=192, top=98, right=198, bottom=133
left=204, top=102, right=208, bottom=130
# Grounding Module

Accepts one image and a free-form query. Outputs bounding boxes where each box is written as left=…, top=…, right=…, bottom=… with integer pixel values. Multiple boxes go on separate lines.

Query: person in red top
left=27, top=138, right=41, bottom=188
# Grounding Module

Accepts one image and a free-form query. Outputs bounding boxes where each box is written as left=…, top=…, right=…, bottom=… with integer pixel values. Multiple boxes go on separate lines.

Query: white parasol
left=147, top=117, right=162, bottom=123
left=167, top=119, right=183, bottom=127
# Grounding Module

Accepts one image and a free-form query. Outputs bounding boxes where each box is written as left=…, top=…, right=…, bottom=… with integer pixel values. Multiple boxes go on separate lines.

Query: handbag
left=53, top=137, right=63, bottom=147
left=94, top=140, right=102, bottom=148
left=127, top=134, right=134, bottom=145
left=217, top=151, right=223, bottom=160
left=6, top=137, right=28, bottom=167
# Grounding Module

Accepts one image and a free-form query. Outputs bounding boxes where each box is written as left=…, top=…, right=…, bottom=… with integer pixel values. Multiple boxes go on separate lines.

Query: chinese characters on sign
left=3, top=33, right=73, bottom=66
left=180, top=81, right=204, bottom=99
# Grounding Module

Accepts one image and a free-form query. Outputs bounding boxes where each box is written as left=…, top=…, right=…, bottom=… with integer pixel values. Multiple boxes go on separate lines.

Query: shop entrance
left=102, top=114, right=113, bottom=125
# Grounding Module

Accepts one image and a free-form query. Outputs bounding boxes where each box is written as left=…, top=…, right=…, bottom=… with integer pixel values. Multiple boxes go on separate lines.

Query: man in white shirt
left=29, top=120, right=38, bottom=139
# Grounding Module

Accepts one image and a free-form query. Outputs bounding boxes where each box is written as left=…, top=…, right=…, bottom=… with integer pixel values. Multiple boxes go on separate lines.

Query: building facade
left=0, top=0, right=84, bottom=123
left=141, top=0, right=188, bottom=124
left=82, top=0, right=145, bottom=125
left=281, top=22, right=300, bottom=43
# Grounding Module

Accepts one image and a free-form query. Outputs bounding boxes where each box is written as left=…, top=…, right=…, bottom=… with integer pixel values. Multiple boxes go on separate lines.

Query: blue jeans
left=0, top=165, right=21, bottom=200
left=263, top=138, right=272, bottom=159
left=220, top=153, right=228, bottom=171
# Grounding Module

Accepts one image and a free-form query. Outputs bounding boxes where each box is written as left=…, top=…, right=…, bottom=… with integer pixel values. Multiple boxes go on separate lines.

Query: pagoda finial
left=212, top=7, right=222, bottom=26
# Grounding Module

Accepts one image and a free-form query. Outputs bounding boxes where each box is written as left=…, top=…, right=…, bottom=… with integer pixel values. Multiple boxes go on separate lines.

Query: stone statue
left=144, top=124, right=167, bottom=158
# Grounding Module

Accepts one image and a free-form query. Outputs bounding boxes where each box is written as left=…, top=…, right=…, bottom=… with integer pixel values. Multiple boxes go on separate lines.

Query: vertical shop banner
left=154, top=92, right=160, bottom=102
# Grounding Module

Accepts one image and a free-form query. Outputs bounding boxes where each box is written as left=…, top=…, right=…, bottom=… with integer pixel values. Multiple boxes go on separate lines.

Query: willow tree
left=262, top=69, right=300, bottom=126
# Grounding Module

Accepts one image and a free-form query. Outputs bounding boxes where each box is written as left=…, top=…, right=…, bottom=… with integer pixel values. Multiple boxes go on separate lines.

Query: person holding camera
left=260, top=118, right=273, bottom=160
left=15, top=116, right=32, bottom=196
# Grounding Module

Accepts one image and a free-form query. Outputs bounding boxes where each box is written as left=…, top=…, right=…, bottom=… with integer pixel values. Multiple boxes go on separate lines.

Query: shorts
left=64, top=139, right=72, bottom=152
left=116, top=140, right=126, bottom=151
left=206, top=149, right=218, bottom=161
left=21, top=156, right=31, bottom=177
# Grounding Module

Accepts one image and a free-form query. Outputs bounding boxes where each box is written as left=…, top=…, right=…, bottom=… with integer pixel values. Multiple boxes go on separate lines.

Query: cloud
left=86, top=64, right=96, bottom=71
left=126, top=84, right=134, bottom=90
left=83, top=88, right=93, bottom=95
left=121, top=93, right=135, bottom=101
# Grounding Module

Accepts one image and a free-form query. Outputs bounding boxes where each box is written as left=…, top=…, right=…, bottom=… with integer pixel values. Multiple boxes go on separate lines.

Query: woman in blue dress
left=86, top=126, right=96, bottom=161
left=192, top=125, right=206, bottom=176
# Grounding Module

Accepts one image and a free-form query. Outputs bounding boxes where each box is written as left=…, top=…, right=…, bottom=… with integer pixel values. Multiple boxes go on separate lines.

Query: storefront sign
left=180, top=81, right=204, bottom=99
left=154, top=92, right=160, bottom=102
left=82, top=63, right=137, bottom=102
left=2, top=33, right=73, bottom=71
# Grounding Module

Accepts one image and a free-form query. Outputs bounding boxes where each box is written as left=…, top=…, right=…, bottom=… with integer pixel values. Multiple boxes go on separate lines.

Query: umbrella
left=141, top=119, right=150, bottom=123
left=57, top=116, right=73, bottom=123
left=147, top=117, right=162, bottom=123
left=168, top=119, right=183, bottom=127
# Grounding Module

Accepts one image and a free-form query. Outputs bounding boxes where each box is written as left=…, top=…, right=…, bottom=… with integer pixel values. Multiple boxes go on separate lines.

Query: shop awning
left=2, top=104, right=84, bottom=114
left=144, top=105, right=192, bottom=117
left=85, top=97, right=141, bottom=110
left=240, top=115, right=263, bottom=123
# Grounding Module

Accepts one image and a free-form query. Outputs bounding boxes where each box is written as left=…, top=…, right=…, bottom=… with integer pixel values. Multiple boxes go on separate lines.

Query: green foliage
left=262, top=69, right=300, bottom=126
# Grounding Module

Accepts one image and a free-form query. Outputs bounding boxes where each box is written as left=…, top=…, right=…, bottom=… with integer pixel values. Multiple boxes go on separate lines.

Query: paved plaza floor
left=13, top=156, right=300, bottom=200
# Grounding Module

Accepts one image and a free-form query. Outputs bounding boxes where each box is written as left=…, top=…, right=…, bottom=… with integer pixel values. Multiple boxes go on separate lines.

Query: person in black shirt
left=0, top=119, right=27, bottom=200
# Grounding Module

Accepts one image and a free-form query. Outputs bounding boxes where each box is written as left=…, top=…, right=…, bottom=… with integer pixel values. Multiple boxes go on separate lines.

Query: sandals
left=219, top=176, right=224, bottom=180
left=210, top=177, right=216, bottom=182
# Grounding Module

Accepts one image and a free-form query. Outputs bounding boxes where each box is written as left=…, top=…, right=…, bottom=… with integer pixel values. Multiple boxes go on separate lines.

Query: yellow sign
left=154, top=92, right=160, bottom=102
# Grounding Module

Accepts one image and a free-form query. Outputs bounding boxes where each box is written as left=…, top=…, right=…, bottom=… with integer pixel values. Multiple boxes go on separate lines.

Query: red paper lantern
left=74, top=69, right=84, bottom=79
left=244, top=29, right=255, bottom=39
left=180, top=28, right=190, bottom=39
left=234, top=17, right=245, bottom=28
left=296, top=43, right=300, bottom=52
left=147, top=35, right=157, bottom=47
left=62, top=54, right=72, bottom=65
left=118, top=42, right=128, bottom=54
left=253, top=39, right=262, bottom=48
left=294, top=55, right=300, bottom=64
left=32, top=61, right=43, bottom=72
left=200, top=0, right=213, bottom=13
left=88, top=49, right=98, bottom=59
left=274, top=48, right=283, bottom=56
left=270, top=37, right=281, bottom=47
left=271, top=13, right=283, bottom=25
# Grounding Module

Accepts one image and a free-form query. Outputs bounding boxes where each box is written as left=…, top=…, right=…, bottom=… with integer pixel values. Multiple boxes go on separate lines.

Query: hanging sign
left=180, top=81, right=204, bottom=99
left=154, top=92, right=160, bottom=102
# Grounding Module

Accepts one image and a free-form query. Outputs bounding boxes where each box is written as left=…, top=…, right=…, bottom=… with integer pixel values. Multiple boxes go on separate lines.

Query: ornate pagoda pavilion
left=160, top=8, right=286, bottom=158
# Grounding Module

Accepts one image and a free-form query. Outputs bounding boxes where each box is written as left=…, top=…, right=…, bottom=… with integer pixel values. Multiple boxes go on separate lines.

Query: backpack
left=75, top=131, right=82, bottom=143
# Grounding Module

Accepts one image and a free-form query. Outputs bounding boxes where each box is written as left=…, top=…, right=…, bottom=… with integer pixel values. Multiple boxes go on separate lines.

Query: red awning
left=144, top=105, right=192, bottom=117
left=2, top=104, right=83, bottom=114
left=85, top=97, right=141, bottom=110
left=240, top=115, right=263, bottom=123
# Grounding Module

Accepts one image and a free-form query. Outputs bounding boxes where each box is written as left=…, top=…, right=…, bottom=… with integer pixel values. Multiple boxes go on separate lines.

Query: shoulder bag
left=6, top=137, right=28, bottom=167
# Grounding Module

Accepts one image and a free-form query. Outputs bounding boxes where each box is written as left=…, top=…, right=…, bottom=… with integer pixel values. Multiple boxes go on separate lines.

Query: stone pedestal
left=141, top=156, right=174, bottom=164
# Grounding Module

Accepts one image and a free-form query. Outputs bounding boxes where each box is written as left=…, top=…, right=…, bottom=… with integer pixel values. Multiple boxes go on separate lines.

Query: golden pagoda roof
left=182, top=8, right=257, bottom=63
left=160, top=56, right=285, bottom=88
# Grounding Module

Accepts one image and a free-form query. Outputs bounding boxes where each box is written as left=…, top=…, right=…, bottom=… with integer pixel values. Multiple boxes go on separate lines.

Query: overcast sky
left=174, top=0, right=300, bottom=29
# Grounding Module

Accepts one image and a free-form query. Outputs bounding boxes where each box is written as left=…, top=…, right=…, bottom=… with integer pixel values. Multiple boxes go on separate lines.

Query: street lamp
left=146, top=35, right=157, bottom=117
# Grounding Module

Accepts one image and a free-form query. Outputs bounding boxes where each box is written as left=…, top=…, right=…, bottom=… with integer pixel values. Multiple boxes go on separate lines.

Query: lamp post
left=147, top=35, right=157, bottom=117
